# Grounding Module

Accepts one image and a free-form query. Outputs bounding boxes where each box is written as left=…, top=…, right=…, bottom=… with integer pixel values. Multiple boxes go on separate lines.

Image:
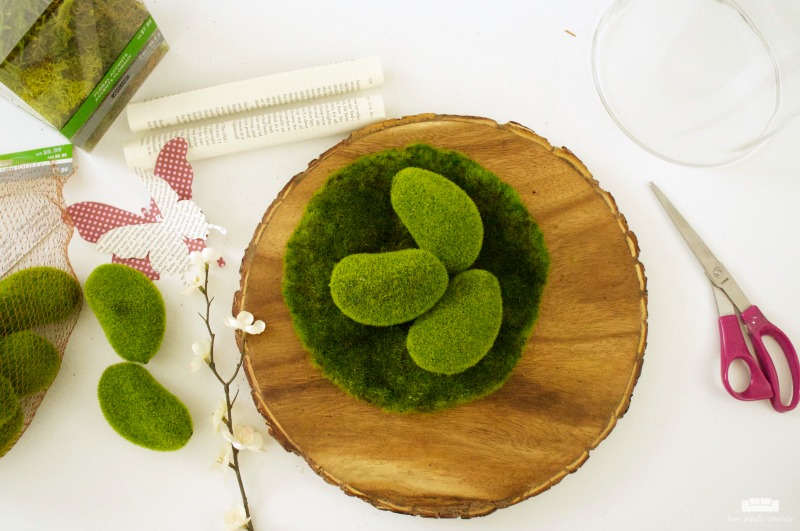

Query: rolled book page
left=126, top=57, right=384, bottom=132
left=123, top=95, right=386, bottom=169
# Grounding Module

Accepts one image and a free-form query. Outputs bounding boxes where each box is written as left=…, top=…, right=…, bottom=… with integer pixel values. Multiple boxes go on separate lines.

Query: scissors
left=651, top=183, right=799, bottom=412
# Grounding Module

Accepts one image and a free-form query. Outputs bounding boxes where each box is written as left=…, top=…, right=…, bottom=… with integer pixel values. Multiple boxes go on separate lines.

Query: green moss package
left=0, top=266, right=81, bottom=458
left=283, top=144, right=550, bottom=413
left=0, top=0, right=168, bottom=150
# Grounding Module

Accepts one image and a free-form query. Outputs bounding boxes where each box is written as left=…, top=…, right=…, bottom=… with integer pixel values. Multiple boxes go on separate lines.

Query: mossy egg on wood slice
left=98, top=362, right=193, bottom=451
left=391, top=167, right=484, bottom=274
left=330, top=249, right=449, bottom=326
left=407, top=269, right=503, bottom=375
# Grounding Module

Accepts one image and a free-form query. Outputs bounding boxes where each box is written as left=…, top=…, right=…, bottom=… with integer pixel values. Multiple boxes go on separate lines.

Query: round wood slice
left=234, top=114, right=648, bottom=518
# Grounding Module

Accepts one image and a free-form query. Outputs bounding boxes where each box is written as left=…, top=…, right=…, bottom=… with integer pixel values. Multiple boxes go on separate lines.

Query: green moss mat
left=283, top=143, right=550, bottom=413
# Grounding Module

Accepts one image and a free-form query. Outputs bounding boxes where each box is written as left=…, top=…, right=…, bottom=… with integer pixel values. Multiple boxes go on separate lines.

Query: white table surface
left=1, top=1, right=798, bottom=530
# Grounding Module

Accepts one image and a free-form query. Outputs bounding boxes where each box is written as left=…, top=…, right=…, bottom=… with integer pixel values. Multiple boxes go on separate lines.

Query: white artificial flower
left=189, top=339, right=211, bottom=372
left=223, top=504, right=250, bottom=530
left=214, top=444, right=234, bottom=470
left=184, top=248, right=220, bottom=293
left=190, top=247, right=220, bottom=266
left=223, top=425, right=265, bottom=452
left=201, top=246, right=220, bottom=265
left=224, top=311, right=266, bottom=335
left=188, top=250, right=205, bottom=267
left=212, top=399, right=228, bottom=433
left=243, top=320, right=265, bottom=334
left=182, top=267, right=205, bottom=294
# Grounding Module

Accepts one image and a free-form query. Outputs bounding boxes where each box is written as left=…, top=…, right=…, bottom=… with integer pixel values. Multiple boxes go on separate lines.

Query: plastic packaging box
left=0, top=0, right=168, bottom=150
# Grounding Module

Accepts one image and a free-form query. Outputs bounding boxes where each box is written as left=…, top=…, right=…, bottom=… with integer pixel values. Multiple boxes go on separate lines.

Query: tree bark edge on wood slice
left=233, top=114, right=648, bottom=518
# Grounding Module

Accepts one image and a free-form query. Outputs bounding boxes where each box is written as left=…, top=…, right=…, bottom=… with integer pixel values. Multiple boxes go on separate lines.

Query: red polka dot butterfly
left=67, top=138, right=223, bottom=280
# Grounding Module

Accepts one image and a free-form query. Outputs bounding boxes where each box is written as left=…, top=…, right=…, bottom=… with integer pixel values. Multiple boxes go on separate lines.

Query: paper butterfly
left=67, top=137, right=223, bottom=280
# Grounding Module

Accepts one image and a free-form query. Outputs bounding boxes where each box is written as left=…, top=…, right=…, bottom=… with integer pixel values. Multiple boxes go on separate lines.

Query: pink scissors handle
left=719, top=314, right=773, bottom=402
left=741, top=305, right=800, bottom=412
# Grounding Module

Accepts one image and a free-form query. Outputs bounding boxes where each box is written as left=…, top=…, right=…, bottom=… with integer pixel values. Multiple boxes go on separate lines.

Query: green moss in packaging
left=0, top=400, right=23, bottom=458
left=0, top=375, right=18, bottom=425
left=0, top=331, right=61, bottom=396
left=0, top=0, right=149, bottom=127
left=0, top=266, right=82, bottom=336
left=0, top=0, right=167, bottom=148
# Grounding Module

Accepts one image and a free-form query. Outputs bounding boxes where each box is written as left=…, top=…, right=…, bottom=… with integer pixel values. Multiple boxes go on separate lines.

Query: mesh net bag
left=0, top=153, right=81, bottom=458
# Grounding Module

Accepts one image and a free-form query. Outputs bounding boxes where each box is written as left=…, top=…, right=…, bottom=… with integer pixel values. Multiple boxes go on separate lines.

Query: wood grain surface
left=233, top=114, right=648, bottom=518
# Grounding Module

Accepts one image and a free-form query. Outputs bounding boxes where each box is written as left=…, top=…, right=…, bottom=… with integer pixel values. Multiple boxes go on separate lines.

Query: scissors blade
left=712, top=285, right=737, bottom=317
left=650, top=183, right=752, bottom=311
